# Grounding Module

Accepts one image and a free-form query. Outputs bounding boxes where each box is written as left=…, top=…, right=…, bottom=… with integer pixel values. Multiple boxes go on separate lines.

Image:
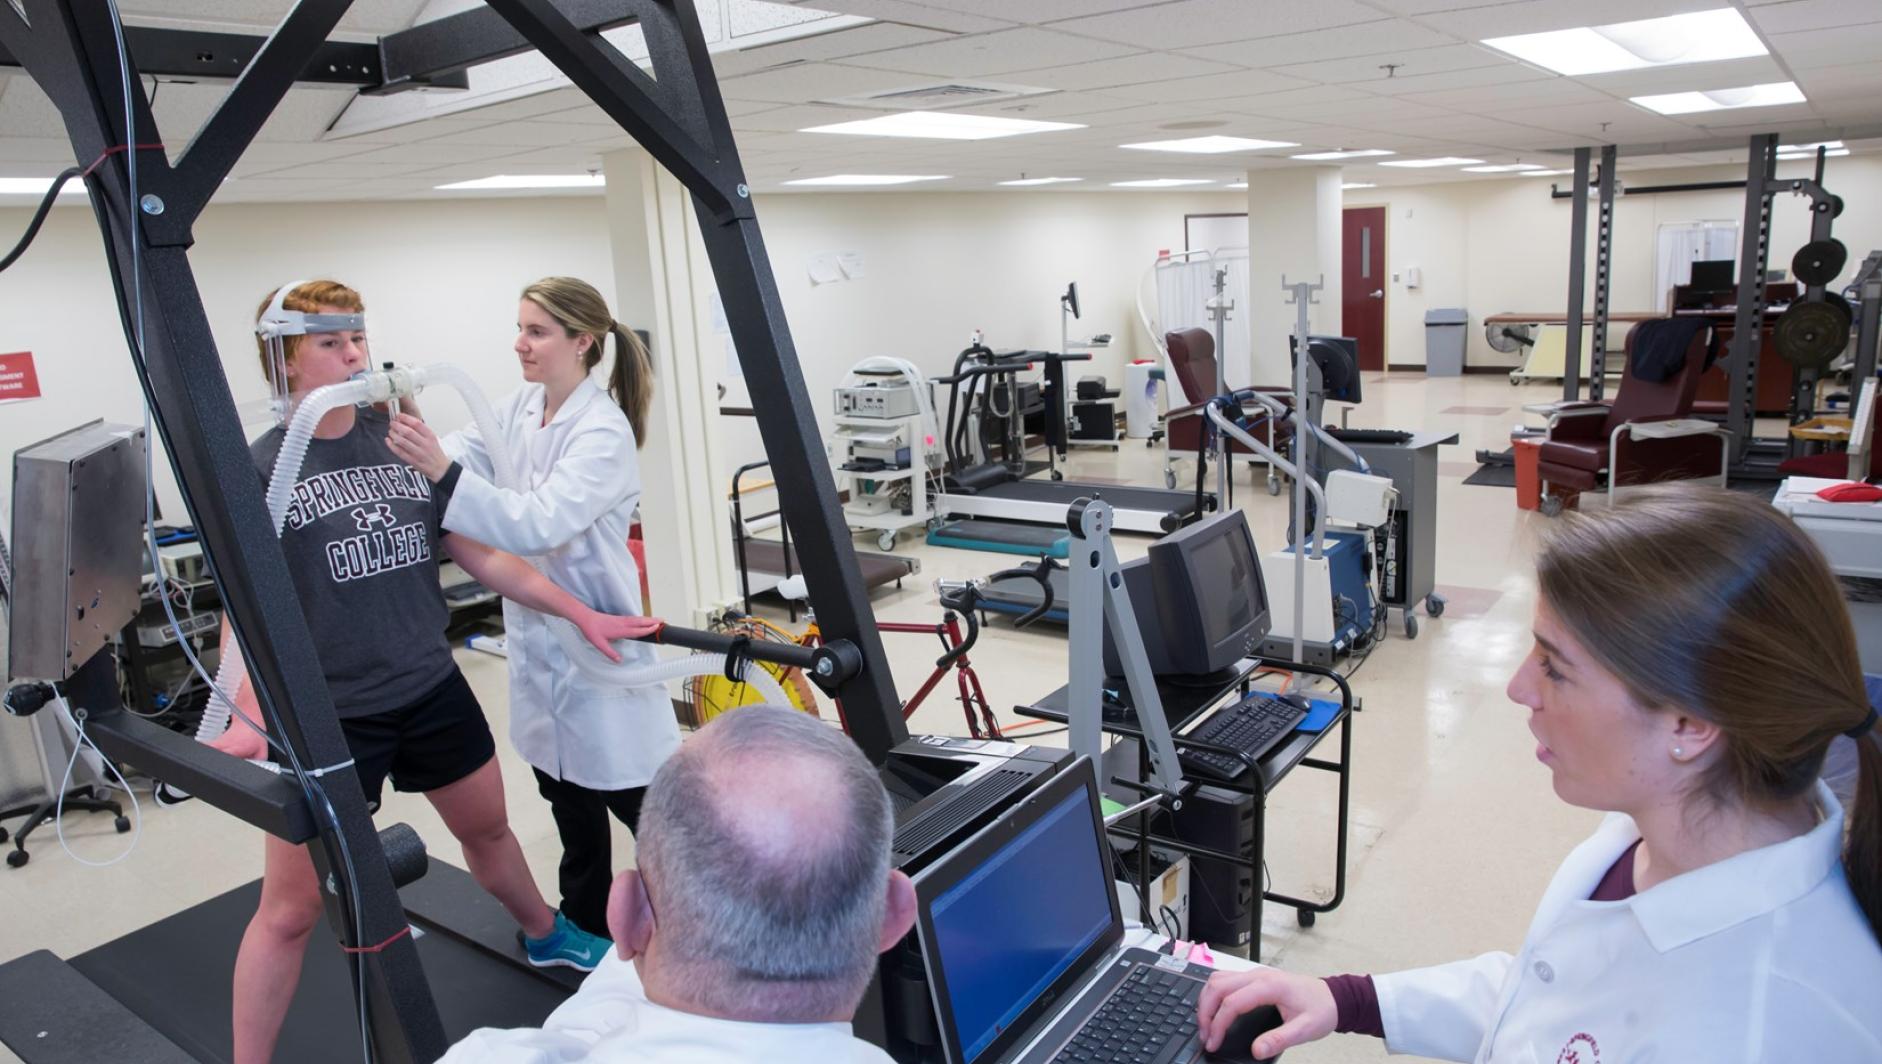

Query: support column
left=1245, top=167, right=1343, bottom=383
left=604, top=147, right=738, bottom=628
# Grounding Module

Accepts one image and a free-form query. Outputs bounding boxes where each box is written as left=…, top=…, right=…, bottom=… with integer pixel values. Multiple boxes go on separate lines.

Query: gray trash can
left=1424, top=308, right=1468, bottom=376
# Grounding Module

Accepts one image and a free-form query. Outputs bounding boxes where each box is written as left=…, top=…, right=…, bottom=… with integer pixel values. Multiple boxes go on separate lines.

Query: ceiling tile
left=1101, top=69, right=1315, bottom=105
left=1768, top=21, right=1882, bottom=69
left=791, top=0, right=1017, bottom=33
left=1360, top=0, right=1518, bottom=12
left=1000, top=52, right=1244, bottom=92
left=1182, top=20, right=1463, bottom=68
left=339, top=142, right=539, bottom=166
left=1398, top=78, right=1609, bottom=110
left=1218, top=84, right=1376, bottom=116
left=417, top=121, right=622, bottom=148
left=952, top=91, right=1148, bottom=120
left=0, top=136, right=84, bottom=165
left=834, top=27, right=1140, bottom=77
left=1267, top=44, right=1511, bottom=85
left=718, top=61, right=926, bottom=102
left=1416, top=0, right=1725, bottom=40
left=709, top=21, right=955, bottom=77
left=0, top=76, right=75, bottom=138
left=1363, top=61, right=1553, bottom=96
left=904, top=0, right=1151, bottom=21
left=1050, top=0, right=1385, bottom=51
left=1748, top=0, right=1882, bottom=35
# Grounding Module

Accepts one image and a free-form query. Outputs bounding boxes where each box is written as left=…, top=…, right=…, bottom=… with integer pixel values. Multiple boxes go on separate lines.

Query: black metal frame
left=2, top=2, right=902, bottom=1059
left=1560, top=145, right=1617, bottom=402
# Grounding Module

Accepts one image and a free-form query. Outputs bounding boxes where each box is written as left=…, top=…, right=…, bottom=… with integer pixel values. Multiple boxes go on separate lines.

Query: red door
left=1342, top=207, right=1386, bottom=371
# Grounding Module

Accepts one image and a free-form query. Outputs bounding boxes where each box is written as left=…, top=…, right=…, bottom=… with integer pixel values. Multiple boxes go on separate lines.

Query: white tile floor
left=0, top=372, right=1683, bottom=1063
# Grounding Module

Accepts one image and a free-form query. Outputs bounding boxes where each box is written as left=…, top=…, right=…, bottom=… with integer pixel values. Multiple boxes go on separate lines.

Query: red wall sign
left=0, top=351, right=41, bottom=401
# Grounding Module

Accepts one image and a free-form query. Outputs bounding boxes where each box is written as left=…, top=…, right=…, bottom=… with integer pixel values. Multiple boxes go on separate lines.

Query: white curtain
left=1153, top=248, right=1251, bottom=401
left=1654, top=222, right=1739, bottom=311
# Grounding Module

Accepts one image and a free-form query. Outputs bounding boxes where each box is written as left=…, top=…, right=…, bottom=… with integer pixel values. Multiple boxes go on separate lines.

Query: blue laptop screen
left=928, top=786, right=1114, bottom=1062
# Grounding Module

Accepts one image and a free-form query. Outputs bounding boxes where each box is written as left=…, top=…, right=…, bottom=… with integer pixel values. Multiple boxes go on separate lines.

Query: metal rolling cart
left=1322, top=430, right=1458, bottom=638
left=1016, top=661, right=1353, bottom=960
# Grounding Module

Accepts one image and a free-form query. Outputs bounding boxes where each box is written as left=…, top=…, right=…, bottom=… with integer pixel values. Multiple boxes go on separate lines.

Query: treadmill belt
left=982, top=479, right=1204, bottom=516
left=979, top=568, right=1070, bottom=626
left=927, top=520, right=1070, bottom=558
left=742, top=538, right=917, bottom=589
left=71, top=860, right=571, bottom=1064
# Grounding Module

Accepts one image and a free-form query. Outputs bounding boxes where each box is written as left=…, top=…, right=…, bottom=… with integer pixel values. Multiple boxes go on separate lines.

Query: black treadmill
left=932, top=345, right=1210, bottom=535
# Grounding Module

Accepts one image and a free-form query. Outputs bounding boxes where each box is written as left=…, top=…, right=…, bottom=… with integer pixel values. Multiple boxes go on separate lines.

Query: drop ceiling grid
left=0, top=0, right=1879, bottom=200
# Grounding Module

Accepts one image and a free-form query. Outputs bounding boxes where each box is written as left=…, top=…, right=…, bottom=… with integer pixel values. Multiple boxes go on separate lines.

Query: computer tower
left=1164, top=784, right=1256, bottom=948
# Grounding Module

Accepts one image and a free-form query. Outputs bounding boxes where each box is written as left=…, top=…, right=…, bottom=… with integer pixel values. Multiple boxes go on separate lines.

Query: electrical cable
left=51, top=691, right=142, bottom=868
left=0, top=166, right=81, bottom=274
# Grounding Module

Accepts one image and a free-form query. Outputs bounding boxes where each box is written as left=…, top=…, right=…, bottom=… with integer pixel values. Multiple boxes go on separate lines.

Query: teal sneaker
left=523, top=911, right=612, bottom=972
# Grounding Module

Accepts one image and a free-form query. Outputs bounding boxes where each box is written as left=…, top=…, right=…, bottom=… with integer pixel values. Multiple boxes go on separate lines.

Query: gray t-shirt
left=251, top=408, right=458, bottom=718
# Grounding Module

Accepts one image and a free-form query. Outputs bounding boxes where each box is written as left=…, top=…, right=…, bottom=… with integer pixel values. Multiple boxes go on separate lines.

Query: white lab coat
left=1374, top=780, right=1882, bottom=1063
left=442, top=378, right=680, bottom=791
left=440, top=950, right=894, bottom=1063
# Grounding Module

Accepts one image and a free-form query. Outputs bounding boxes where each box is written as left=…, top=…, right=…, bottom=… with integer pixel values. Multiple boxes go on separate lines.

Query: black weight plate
left=1772, top=298, right=1852, bottom=369
left=1792, top=238, right=1847, bottom=286
left=1831, top=194, right=1845, bottom=218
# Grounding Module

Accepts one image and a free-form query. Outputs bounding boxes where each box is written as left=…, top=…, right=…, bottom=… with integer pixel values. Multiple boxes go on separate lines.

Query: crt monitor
left=1690, top=260, right=1734, bottom=292
left=1289, top=335, right=1362, bottom=404
left=1102, top=510, right=1270, bottom=681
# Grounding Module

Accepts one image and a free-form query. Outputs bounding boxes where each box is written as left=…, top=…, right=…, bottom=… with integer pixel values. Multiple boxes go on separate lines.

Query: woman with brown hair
left=218, top=279, right=658, bottom=1064
left=1195, top=485, right=1882, bottom=1061
left=385, top=276, right=679, bottom=944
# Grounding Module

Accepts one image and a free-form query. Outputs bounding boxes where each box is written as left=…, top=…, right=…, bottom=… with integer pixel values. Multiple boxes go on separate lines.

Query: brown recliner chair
left=1537, top=320, right=1730, bottom=514
left=1162, top=327, right=1293, bottom=490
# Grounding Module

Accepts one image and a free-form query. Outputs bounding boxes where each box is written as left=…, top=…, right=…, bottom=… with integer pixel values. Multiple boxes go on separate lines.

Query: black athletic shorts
left=338, top=667, right=496, bottom=810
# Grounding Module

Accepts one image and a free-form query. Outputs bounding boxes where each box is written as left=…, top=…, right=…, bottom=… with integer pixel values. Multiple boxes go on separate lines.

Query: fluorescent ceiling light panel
left=1462, top=163, right=1545, bottom=172
left=1342, top=182, right=1377, bottom=189
left=1226, top=182, right=1248, bottom=189
left=0, top=177, right=86, bottom=195
left=1778, top=148, right=1849, bottom=160
left=1378, top=157, right=1483, bottom=168
left=801, top=112, right=1083, bottom=140
left=1120, top=136, right=1298, bottom=154
left=1482, top=8, right=1765, bottom=77
left=436, top=174, right=604, bottom=190
left=1630, top=81, right=1805, bottom=115
left=1110, top=178, right=1215, bottom=188
left=782, top=174, right=949, bottom=186
left=998, top=176, right=1083, bottom=186
left=1527, top=169, right=1574, bottom=176
left=1778, top=140, right=1843, bottom=152
left=1292, top=149, right=1393, bottom=160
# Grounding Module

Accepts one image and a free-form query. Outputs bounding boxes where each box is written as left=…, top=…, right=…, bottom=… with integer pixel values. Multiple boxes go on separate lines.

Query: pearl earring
left=1672, top=746, right=1684, bottom=758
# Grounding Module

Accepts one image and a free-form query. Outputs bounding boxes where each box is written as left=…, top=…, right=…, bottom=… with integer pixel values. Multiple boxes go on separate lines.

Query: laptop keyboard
left=1052, top=964, right=1202, bottom=1063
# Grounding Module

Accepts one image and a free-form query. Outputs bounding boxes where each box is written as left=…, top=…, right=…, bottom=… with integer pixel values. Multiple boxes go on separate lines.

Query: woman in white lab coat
left=1195, top=485, right=1882, bottom=1063
left=387, top=276, right=681, bottom=940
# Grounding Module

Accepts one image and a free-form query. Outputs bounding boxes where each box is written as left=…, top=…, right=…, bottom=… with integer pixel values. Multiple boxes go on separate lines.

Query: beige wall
left=1346, top=152, right=1882, bottom=369
left=715, top=187, right=1247, bottom=467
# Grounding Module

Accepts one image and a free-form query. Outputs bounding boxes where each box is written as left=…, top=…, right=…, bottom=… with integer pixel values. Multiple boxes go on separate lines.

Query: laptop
left=912, top=758, right=1278, bottom=1064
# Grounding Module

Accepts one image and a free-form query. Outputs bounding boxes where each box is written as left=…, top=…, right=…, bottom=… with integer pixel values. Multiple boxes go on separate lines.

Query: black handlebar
left=934, top=556, right=1061, bottom=667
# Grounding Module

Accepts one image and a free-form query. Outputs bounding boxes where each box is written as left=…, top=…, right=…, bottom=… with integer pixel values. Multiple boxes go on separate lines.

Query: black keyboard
left=1053, top=964, right=1201, bottom=1063
left=1179, top=693, right=1310, bottom=781
left=1326, top=427, right=1413, bottom=444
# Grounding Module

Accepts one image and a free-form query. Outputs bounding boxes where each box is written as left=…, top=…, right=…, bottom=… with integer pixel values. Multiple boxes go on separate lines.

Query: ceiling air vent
left=821, top=80, right=1054, bottom=111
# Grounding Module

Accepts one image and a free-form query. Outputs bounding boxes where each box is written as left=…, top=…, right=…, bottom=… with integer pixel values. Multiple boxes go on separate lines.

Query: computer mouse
left=1201, top=1003, right=1284, bottom=1063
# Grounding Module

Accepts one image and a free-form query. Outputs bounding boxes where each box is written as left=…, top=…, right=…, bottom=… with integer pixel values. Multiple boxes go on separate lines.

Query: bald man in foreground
left=442, top=705, right=915, bottom=1063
